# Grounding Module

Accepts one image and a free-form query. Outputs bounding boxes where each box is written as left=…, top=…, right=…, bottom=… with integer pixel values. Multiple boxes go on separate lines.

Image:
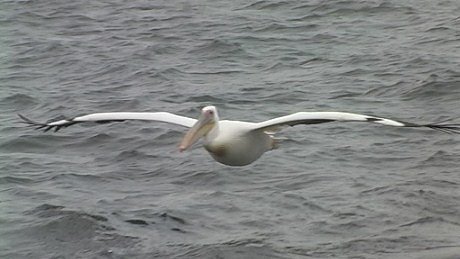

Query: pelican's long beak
left=179, top=115, right=214, bottom=152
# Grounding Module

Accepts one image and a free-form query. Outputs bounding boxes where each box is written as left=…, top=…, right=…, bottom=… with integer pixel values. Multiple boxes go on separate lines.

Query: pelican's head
left=179, top=106, right=218, bottom=152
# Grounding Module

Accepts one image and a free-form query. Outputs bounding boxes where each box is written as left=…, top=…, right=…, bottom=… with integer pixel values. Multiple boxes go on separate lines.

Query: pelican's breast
left=204, top=143, right=226, bottom=157
left=203, top=121, right=272, bottom=166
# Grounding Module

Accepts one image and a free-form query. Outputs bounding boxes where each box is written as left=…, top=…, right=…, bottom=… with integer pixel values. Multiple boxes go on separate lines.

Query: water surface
left=1, top=0, right=460, bottom=258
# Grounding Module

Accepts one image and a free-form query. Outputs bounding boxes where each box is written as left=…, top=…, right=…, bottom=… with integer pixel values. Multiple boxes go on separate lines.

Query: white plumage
left=19, top=105, right=459, bottom=166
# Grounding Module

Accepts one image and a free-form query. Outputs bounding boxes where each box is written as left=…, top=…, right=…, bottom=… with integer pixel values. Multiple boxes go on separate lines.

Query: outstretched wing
left=19, top=112, right=197, bottom=132
left=250, top=112, right=460, bottom=134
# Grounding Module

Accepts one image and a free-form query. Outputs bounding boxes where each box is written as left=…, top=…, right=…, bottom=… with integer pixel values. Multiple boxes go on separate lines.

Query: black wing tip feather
left=18, top=113, right=71, bottom=132
left=18, top=114, right=124, bottom=132
left=423, top=123, right=460, bottom=134
left=424, top=117, right=460, bottom=134
left=18, top=113, right=47, bottom=128
left=388, top=117, right=460, bottom=134
left=401, top=120, right=460, bottom=134
left=18, top=113, right=39, bottom=125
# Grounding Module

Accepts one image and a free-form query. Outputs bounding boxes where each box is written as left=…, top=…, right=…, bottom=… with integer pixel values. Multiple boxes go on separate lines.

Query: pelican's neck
left=204, top=119, right=220, bottom=143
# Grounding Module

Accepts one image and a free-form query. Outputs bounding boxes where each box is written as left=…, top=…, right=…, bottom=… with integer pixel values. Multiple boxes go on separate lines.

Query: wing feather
left=19, top=112, right=197, bottom=132
left=250, top=112, right=460, bottom=134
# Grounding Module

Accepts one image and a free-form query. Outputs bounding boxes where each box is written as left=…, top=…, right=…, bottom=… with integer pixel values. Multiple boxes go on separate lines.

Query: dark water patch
left=26, top=203, right=65, bottom=214
left=157, top=212, right=187, bottom=225
left=173, top=170, right=226, bottom=188
left=335, top=235, right=453, bottom=255
left=401, top=178, right=460, bottom=190
left=125, top=219, right=149, bottom=225
left=159, top=93, right=193, bottom=104
left=364, top=80, right=408, bottom=98
left=239, top=86, right=265, bottom=92
left=0, top=176, right=33, bottom=185
left=309, top=32, right=339, bottom=43
left=177, top=241, right=286, bottom=259
left=8, top=186, right=59, bottom=201
left=25, top=203, right=108, bottom=222
left=0, top=135, right=75, bottom=153
left=110, top=149, right=162, bottom=166
left=84, top=64, right=129, bottom=82
left=283, top=192, right=331, bottom=213
left=299, top=57, right=326, bottom=66
left=425, top=26, right=453, bottom=32
left=154, top=67, right=188, bottom=81
left=16, top=161, right=79, bottom=178
left=310, top=1, right=415, bottom=17
left=63, top=133, right=113, bottom=148
left=48, top=172, right=106, bottom=185
left=287, top=13, right=323, bottom=22
left=261, top=62, right=294, bottom=72
left=328, top=89, right=363, bottom=99
left=383, top=183, right=460, bottom=217
left=399, top=216, right=448, bottom=227
left=185, top=94, right=226, bottom=103
left=185, top=69, right=245, bottom=75
left=401, top=80, right=460, bottom=102
left=116, top=211, right=190, bottom=235
left=9, top=204, right=143, bottom=257
left=226, top=96, right=265, bottom=105
left=146, top=129, right=183, bottom=142
left=237, top=0, right=292, bottom=11
left=115, top=149, right=148, bottom=160
left=189, top=39, right=248, bottom=58
left=171, top=227, right=186, bottom=233
left=1, top=93, right=38, bottom=110
left=17, top=220, right=137, bottom=258
left=412, top=150, right=459, bottom=169
left=253, top=22, right=318, bottom=33
left=337, top=68, right=372, bottom=76
left=361, top=185, right=394, bottom=195
left=85, top=97, right=142, bottom=111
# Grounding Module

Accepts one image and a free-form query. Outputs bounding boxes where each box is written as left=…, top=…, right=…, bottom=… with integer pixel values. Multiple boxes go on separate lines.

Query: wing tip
left=18, top=113, right=66, bottom=132
left=424, top=123, right=460, bottom=134
left=18, top=113, right=35, bottom=124
left=400, top=119, right=460, bottom=134
left=18, top=113, right=44, bottom=127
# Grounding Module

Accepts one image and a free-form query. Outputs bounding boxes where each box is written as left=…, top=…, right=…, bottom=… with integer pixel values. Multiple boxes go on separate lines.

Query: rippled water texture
left=1, top=0, right=460, bottom=258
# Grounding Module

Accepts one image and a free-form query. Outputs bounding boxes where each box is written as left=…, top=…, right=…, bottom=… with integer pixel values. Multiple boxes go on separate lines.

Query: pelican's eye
left=206, top=110, right=214, bottom=116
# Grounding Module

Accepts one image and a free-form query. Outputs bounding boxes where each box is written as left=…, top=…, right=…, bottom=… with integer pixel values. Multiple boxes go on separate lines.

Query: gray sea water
left=2, top=0, right=460, bottom=258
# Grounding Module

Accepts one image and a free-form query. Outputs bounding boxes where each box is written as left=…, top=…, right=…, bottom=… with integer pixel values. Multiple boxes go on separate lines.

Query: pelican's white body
left=203, top=120, right=273, bottom=166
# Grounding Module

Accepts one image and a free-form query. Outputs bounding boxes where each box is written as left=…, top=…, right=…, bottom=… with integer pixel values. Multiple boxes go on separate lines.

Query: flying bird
left=19, top=106, right=460, bottom=166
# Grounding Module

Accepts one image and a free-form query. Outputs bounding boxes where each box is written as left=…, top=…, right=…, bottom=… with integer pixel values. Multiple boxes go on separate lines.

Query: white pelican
left=19, top=106, right=459, bottom=166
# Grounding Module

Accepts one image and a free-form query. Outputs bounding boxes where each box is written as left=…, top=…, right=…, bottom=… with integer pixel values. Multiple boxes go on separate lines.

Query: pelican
left=19, top=106, right=459, bottom=166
